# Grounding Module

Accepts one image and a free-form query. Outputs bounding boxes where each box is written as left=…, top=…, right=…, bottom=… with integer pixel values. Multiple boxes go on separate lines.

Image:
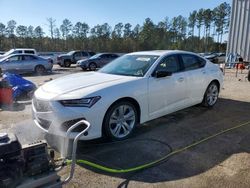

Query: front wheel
left=103, top=101, right=138, bottom=141
left=64, top=61, right=71, bottom=67
left=202, top=82, right=219, bottom=107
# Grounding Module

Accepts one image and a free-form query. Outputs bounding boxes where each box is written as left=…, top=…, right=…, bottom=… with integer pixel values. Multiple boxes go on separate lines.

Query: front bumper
left=32, top=99, right=104, bottom=140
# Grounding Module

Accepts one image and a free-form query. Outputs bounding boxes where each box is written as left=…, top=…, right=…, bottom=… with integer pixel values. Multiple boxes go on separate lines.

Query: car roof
left=12, top=48, right=36, bottom=51
left=128, top=50, right=198, bottom=57
left=2, top=54, right=38, bottom=59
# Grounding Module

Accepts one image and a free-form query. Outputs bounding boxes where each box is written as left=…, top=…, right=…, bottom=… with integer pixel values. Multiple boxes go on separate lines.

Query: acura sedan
left=32, top=50, right=223, bottom=141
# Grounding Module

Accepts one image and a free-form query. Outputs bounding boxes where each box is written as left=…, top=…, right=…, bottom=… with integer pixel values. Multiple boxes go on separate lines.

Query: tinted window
left=100, top=54, right=108, bottom=58
left=82, top=52, right=88, bottom=57
left=88, top=52, right=96, bottom=56
left=74, top=52, right=82, bottom=57
left=13, top=50, right=22, bottom=54
left=24, top=50, right=35, bottom=54
left=23, top=55, right=36, bottom=60
left=110, top=54, right=118, bottom=58
left=155, top=55, right=180, bottom=73
left=181, top=54, right=205, bottom=71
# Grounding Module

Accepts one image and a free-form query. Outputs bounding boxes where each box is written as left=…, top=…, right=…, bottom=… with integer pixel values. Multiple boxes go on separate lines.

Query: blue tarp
left=2, top=73, right=36, bottom=100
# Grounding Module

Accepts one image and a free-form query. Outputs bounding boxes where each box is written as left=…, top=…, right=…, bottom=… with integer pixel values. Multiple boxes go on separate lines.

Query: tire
left=35, top=65, right=46, bottom=75
left=103, top=101, right=139, bottom=141
left=81, top=67, right=87, bottom=71
left=64, top=60, right=71, bottom=67
left=202, top=82, right=219, bottom=107
left=89, top=62, right=97, bottom=71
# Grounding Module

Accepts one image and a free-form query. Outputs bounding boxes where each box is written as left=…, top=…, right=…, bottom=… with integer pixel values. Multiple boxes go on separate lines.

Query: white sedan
left=32, top=50, right=223, bottom=140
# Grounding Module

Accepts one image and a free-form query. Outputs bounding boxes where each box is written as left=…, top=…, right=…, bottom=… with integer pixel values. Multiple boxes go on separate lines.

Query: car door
left=0, top=55, right=22, bottom=73
left=73, top=52, right=83, bottom=62
left=148, top=55, right=189, bottom=120
left=180, top=54, right=208, bottom=105
left=22, top=55, right=38, bottom=73
left=99, top=54, right=109, bottom=67
left=81, top=51, right=89, bottom=61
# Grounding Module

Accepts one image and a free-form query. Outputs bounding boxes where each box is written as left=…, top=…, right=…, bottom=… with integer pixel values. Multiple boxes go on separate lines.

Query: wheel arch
left=101, top=97, right=141, bottom=134
left=209, top=79, right=220, bottom=92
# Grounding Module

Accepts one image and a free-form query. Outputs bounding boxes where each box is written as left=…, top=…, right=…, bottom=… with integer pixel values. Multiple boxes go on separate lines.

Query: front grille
left=37, top=118, right=51, bottom=130
left=33, top=97, right=51, bottom=112
left=61, top=118, right=87, bottom=132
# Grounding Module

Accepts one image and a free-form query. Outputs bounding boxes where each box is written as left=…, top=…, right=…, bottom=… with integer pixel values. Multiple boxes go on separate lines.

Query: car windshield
left=89, top=54, right=102, bottom=59
left=99, top=55, right=159, bottom=77
left=67, top=51, right=75, bottom=55
left=3, top=49, right=15, bottom=56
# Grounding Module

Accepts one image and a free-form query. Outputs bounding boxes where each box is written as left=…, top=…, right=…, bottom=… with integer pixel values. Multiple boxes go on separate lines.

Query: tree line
left=0, top=2, right=230, bottom=53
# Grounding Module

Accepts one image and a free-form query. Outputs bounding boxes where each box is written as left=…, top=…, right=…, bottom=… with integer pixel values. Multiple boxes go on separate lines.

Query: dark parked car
left=76, top=53, right=119, bottom=71
left=56, top=50, right=95, bottom=67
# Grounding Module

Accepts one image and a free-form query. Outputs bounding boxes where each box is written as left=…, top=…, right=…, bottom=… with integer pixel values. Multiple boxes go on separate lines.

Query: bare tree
left=47, top=17, right=56, bottom=39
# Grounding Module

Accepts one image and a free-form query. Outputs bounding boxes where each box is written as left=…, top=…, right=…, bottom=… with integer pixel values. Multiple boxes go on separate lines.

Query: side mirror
left=155, top=70, right=172, bottom=78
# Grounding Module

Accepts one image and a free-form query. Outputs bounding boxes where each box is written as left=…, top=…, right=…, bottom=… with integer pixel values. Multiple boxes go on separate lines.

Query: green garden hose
left=66, top=120, right=250, bottom=173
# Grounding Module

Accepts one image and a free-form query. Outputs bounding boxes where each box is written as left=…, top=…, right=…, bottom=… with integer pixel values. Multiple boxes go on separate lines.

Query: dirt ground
left=0, top=66, right=250, bottom=188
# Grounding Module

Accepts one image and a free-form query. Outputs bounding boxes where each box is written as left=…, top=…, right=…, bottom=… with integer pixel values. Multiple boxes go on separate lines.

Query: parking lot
left=0, top=65, right=250, bottom=188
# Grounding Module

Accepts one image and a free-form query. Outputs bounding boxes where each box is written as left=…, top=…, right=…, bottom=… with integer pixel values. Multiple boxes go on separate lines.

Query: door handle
left=202, top=70, right=206, bottom=74
left=178, top=77, right=184, bottom=82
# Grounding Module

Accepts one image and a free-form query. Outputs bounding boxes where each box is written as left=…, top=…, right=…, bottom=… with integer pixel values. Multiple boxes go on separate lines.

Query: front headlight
left=60, top=96, right=101, bottom=108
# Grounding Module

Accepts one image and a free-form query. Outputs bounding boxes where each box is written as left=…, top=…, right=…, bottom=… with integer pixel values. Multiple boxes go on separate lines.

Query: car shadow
left=74, top=98, right=250, bottom=184
left=0, top=101, right=31, bottom=111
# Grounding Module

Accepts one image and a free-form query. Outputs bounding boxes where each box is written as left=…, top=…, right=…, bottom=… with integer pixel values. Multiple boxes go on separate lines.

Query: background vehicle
left=38, top=52, right=64, bottom=64
left=0, top=48, right=37, bottom=59
left=33, top=50, right=223, bottom=141
left=77, top=53, right=119, bottom=71
left=57, top=50, right=95, bottom=67
left=0, top=54, right=53, bottom=75
left=204, top=52, right=226, bottom=64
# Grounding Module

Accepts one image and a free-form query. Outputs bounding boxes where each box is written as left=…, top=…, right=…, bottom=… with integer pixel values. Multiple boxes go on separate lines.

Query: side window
left=12, top=50, right=22, bottom=55
left=24, top=50, right=35, bottom=54
left=88, top=52, right=95, bottom=56
left=155, top=55, right=180, bottom=73
left=181, top=54, right=205, bottom=71
left=110, top=54, right=118, bottom=58
left=100, top=54, right=108, bottom=58
left=7, top=55, right=22, bottom=62
left=23, top=55, right=36, bottom=60
left=74, top=52, right=82, bottom=58
left=82, top=52, right=88, bottom=57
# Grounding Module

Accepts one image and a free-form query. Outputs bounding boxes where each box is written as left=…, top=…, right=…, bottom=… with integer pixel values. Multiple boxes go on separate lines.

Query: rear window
left=181, top=54, right=206, bottom=71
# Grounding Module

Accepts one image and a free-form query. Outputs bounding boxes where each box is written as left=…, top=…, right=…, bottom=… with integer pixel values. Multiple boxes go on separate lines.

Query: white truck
left=0, top=48, right=37, bottom=59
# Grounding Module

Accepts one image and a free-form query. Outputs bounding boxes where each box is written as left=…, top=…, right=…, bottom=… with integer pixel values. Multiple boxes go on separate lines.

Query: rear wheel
left=202, top=82, right=219, bottom=107
left=89, top=62, right=97, bottom=71
left=35, top=65, right=46, bottom=75
left=103, top=101, right=138, bottom=141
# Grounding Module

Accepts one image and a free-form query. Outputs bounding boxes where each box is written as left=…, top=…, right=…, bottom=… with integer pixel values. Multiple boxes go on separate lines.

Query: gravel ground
left=0, top=66, right=249, bottom=188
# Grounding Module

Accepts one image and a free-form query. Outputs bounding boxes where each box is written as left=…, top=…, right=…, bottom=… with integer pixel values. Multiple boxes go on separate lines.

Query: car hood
left=36, top=72, right=135, bottom=100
